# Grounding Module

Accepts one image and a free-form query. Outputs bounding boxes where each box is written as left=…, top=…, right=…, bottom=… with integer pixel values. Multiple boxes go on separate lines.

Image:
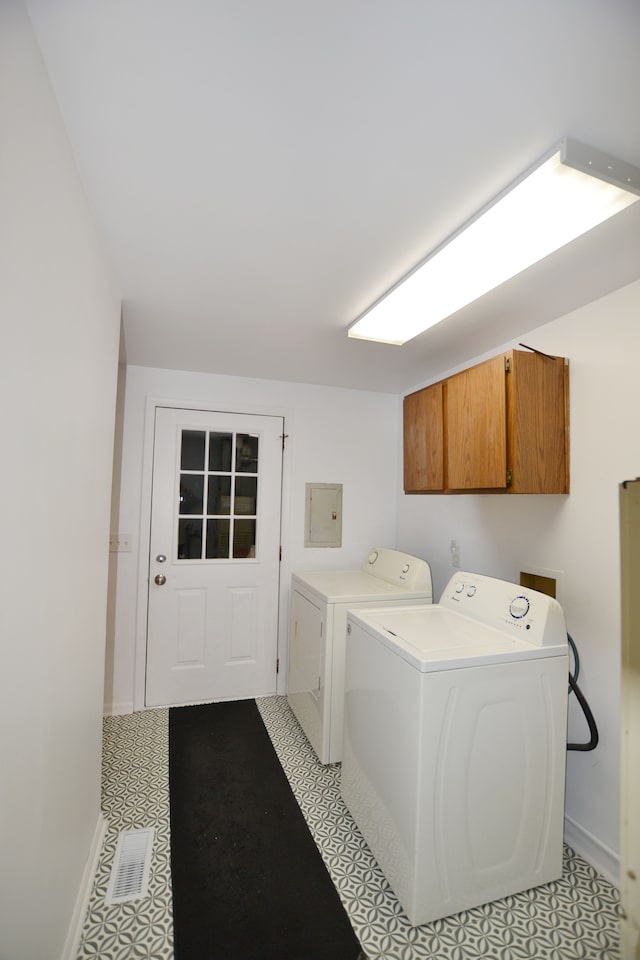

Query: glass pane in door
left=233, top=519, right=256, bottom=558
left=180, top=431, right=205, bottom=470
left=206, top=519, right=230, bottom=559
left=178, top=518, right=203, bottom=559
left=179, top=474, right=204, bottom=515
left=236, top=434, right=259, bottom=473
left=234, top=476, right=257, bottom=514
left=209, top=433, right=233, bottom=472
left=208, top=475, right=231, bottom=515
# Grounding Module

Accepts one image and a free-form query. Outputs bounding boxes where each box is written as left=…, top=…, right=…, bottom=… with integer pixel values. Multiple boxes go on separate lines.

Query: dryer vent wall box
left=304, top=483, right=342, bottom=547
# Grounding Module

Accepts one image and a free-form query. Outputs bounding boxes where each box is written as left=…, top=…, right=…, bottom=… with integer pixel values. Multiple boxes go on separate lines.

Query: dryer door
left=287, top=590, right=325, bottom=760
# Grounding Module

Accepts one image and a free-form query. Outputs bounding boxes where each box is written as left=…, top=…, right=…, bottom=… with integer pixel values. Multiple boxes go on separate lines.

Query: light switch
left=109, top=533, right=132, bottom=552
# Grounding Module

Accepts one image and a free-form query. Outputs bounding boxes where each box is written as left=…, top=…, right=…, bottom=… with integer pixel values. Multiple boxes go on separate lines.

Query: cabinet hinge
left=506, top=470, right=513, bottom=487
left=505, top=356, right=511, bottom=373
left=280, top=433, right=289, bottom=449
left=276, top=658, right=280, bottom=674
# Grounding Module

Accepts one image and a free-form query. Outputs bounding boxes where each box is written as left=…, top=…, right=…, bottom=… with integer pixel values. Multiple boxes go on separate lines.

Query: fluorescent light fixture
left=348, top=138, right=640, bottom=345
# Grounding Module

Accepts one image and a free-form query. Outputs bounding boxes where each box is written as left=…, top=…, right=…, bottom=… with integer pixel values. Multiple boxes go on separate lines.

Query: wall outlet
left=451, top=539, right=460, bottom=568
left=109, top=533, right=132, bottom=553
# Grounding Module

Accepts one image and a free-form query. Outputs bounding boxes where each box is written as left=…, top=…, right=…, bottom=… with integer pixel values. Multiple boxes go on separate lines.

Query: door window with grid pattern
left=177, top=430, right=258, bottom=559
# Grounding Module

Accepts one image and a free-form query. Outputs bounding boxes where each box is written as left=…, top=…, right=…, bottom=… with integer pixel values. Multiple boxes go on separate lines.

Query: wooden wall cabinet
left=403, top=381, right=444, bottom=492
left=404, top=349, right=569, bottom=494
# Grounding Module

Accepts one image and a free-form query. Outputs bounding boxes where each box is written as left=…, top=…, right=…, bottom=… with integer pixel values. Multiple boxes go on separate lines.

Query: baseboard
left=564, top=814, right=620, bottom=888
left=104, top=700, right=134, bottom=716
left=60, top=812, right=108, bottom=960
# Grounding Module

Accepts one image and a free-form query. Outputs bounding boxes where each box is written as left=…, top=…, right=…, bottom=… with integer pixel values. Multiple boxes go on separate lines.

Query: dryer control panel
left=363, top=547, right=433, bottom=593
left=441, top=572, right=567, bottom=647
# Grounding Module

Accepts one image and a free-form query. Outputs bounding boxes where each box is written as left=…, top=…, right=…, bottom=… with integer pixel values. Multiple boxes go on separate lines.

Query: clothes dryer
left=287, top=547, right=432, bottom=764
left=341, top=571, right=569, bottom=925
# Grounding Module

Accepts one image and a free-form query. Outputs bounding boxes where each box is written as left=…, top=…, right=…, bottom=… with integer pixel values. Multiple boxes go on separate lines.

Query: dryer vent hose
left=567, top=633, right=599, bottom=752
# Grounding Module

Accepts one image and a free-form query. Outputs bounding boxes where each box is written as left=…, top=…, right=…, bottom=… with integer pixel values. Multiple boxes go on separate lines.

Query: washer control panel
left=441, top=572, right=566, bottom=647
left=509, top=595, right=530, bottom=619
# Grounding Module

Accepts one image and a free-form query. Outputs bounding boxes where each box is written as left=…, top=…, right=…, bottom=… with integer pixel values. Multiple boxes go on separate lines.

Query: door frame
left=133, top=396, right=293, bottom=712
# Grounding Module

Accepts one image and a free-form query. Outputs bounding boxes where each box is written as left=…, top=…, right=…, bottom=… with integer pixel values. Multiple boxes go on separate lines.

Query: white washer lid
left=348, top=604, right=567, bottom=672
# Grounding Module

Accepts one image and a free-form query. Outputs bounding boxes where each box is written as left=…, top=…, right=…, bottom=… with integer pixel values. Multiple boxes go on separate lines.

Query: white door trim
left=133, top=396, right=293, bottom=712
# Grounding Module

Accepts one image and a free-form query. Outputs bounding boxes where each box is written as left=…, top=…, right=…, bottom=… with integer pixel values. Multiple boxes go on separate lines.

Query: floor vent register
left=105, top=827, right=155, bottom=904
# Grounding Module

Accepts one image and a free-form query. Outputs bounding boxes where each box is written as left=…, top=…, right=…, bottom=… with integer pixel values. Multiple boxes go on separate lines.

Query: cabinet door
left=509, top=351, right=569, bottom=493
left=446, top=355, right=507, bottom=489
left=404, top=382, right=444, bottom=491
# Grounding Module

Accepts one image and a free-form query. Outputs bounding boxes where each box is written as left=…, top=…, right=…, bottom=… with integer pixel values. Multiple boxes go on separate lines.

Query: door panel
left=145, top=406, right=283, bottom=707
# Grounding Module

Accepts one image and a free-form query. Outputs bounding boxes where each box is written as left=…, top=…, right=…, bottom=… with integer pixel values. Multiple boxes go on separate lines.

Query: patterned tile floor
left=77, top=696, right=621, bottom=959
left=77, top=708, right=173, bottom=959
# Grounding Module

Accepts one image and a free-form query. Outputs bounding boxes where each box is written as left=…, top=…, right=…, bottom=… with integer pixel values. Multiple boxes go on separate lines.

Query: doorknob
left=154, top=574, right=167, bottom=586
left=156, top=554, right=167, bottom=563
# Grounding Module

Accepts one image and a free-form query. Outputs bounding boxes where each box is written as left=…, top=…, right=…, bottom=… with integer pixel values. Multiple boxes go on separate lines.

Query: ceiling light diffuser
left=348, top=138, right=640, bottom=345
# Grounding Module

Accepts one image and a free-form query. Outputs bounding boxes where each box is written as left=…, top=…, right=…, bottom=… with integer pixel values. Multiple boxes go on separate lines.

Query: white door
left=145, top=406, right=284, bottom=707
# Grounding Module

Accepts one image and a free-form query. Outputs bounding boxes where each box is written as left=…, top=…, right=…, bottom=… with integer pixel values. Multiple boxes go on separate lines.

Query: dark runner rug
left=169, top=699, right=365, bottom=960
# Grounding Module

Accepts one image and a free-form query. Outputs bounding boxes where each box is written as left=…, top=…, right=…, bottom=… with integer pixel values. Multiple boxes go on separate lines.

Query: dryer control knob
left=455, top=582, right=464, bottom=594
left=402, top=563, right=410, bottom=574
left=368, top=551, right=379, bottom=564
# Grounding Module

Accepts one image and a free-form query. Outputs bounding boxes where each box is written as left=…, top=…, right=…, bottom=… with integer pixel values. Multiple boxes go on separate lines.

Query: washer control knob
left=509, top=595, right=530, bottom=619
left=368, top=551, right=379, bottom=564
left=467, top=585, right=477, bottom=597
left=402, top=563, right=410, bottom=574
left=455, top=582, right=465, bottom=594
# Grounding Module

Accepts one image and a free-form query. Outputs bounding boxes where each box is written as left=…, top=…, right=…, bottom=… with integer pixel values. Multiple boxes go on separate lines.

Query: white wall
left=0, top=3, right=121, bottom=958
left=106, top=365, right=399, bottom=713
left=397, top=277, right=640, bottom=885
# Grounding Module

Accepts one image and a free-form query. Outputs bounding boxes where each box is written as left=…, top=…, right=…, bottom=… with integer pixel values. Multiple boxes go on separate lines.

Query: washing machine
left=341, top=570, right=569, bottom=926
left=287, top=547, right=432, bottom=765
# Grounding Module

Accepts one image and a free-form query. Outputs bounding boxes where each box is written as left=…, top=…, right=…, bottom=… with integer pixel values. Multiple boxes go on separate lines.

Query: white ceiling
left=26, top=0, right=640, bottom=393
